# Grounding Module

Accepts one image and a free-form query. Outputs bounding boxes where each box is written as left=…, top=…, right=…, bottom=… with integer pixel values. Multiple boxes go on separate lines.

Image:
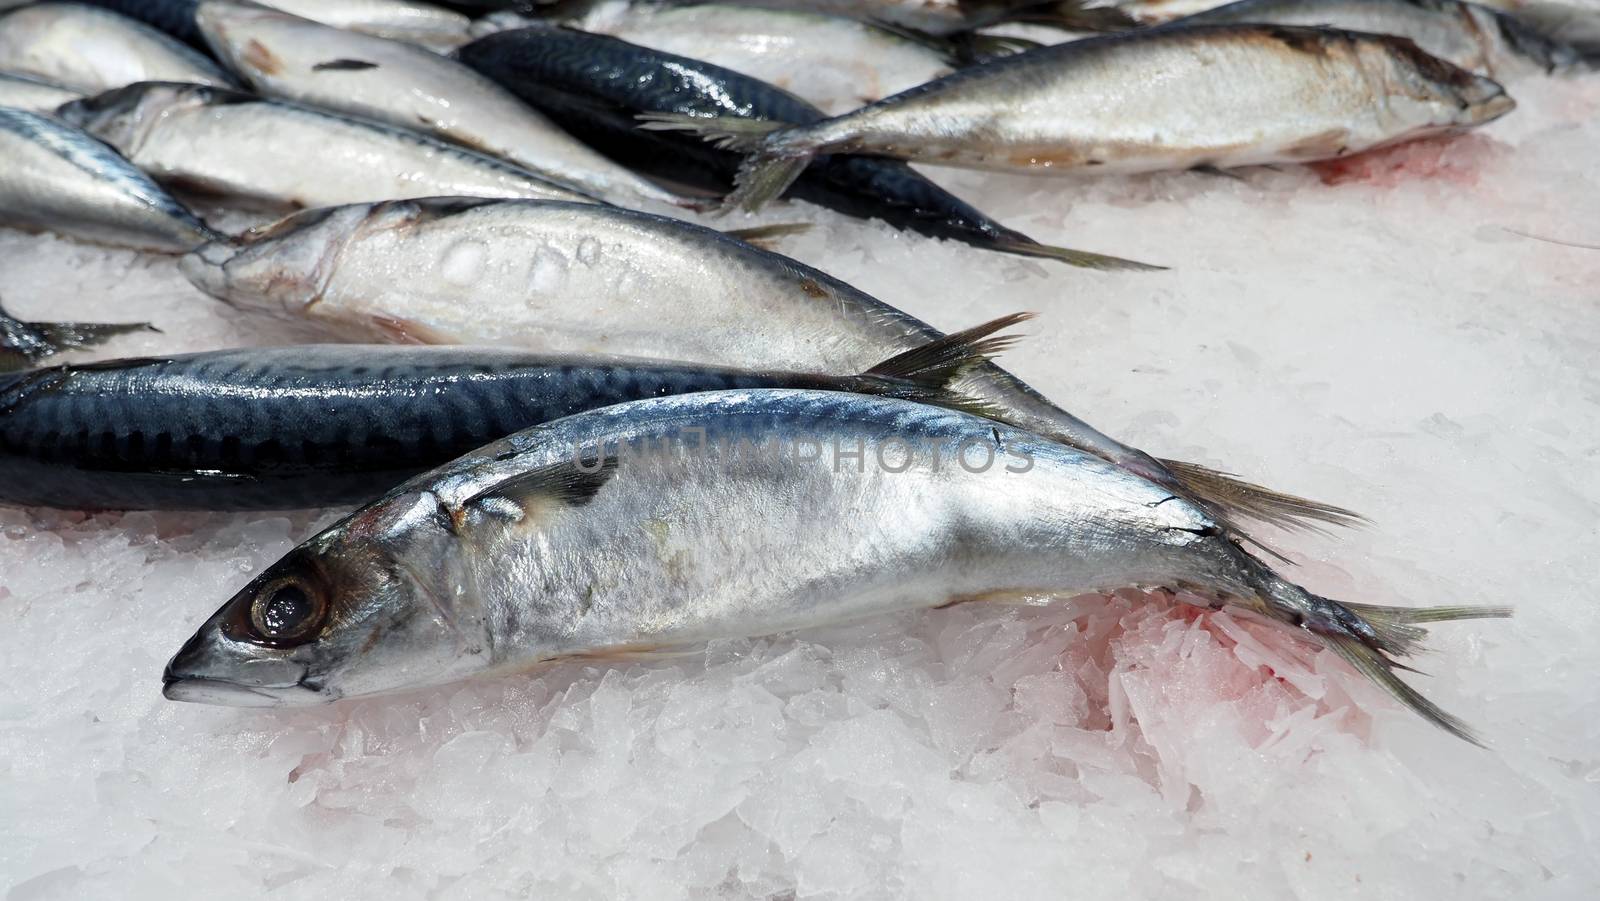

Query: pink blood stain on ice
left=1310, top=135, right=1504, bottom=187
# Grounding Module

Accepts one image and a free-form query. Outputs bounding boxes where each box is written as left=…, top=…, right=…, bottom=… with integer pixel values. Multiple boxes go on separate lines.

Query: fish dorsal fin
left=458, top=455, right=620, bottom=526
left=866, top=312, right=1033, bottom=388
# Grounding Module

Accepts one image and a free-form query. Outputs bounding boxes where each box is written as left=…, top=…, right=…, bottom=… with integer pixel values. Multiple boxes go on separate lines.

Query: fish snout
left=177, top=241, right=237, bottom=302
left=162, top=626, right=324, bottom=707
left=1456, top=75, right=1516, bottom=126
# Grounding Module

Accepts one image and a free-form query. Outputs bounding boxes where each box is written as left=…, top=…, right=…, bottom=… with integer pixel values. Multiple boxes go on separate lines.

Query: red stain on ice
left=1309, top=135, right=1503, bottom=187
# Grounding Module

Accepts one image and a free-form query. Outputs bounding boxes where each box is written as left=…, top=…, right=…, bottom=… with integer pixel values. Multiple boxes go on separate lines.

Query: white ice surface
left=1, top=61, right=1598, bottom=901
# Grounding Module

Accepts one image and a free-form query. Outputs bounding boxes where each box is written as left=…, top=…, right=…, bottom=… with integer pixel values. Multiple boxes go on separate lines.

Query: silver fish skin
left=577, top=2, right=956, bottom=115
left=191, top=1, right=695, bottom=209
left=57, top=82, right=594, bottom=210
left=162, top=389, right=1506, bottom=744
left=0, top=69, right=83, bottom=112
left=260, top=0, right=472, bottom=50
left=0, top=105, right=222, bottom=252
left=177, top=196, right=1360, bottom=536
left=0, top=2, right=236, bottom=93
left=651, top=23, right=1516, bottom=209
left=700, top=0, right=1062, bottom=34
left=1177, top=0, right=1584, bottom=74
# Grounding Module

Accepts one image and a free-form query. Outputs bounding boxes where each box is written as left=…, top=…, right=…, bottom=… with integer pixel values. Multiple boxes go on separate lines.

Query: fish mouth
left=161, top=675, right=315, bottom=707
left=1466, top=90, right=1517, bottom=126
left=162, top=627, right=330, bottom=707
left=1458, top=77, right=1517, bottom=126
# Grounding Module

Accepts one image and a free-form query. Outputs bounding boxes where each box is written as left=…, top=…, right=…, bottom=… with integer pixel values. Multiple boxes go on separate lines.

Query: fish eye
left=248, top=578, right=327, bottom=646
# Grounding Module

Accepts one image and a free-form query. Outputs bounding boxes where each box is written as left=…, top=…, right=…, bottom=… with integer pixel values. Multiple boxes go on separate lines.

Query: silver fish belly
left=177, top=196, right=1360, bottom=536
left=163, top=390, right=1506, bottom=745
left=0, top=105, right=221, bottom=252
left=0, top=69, right=83, bottom=112
left=0, top=2, right=236, bottom=93
left=191, top=1, right=692, bottom=208
left=58, top=82, right=593, bottom=210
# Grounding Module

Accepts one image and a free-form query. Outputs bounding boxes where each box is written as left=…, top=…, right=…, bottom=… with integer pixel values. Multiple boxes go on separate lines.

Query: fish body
left=0, top=105, right=221, bottom=251
left=0, top=328, right=1006, bottom=510
left=192, top=1, right=692, bottom=208
left=75, top=0, right=473, bottom=49
left=1177, top=0, right=1584, bottom=74
left=0, top=2, right=234, bottom=92
left=658, top=23, right=1516, bottom=209
left=162, top=389, right=1505, bottom=748
left=258, top=0, right=472, bottom=49
left=0, top=69, right=84, bottom=112
left=704, top=0, right=1085, bottom=34
left=576, top=1, right=956, bottom=114
left=57, top=82, right=593, bottom=210
left=179, top=197, right=1351, bottom=533
left=455, top=27, right=1155, bottom=269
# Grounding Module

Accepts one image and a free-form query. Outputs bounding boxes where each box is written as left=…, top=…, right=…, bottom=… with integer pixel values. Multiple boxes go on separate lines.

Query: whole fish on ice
left=192, top=1, right=698, bottom=208
left=0, top=2, right=235, bottom=92
left=0, top=105, right=222, bottom=251
left=163, top=388, right=1507, bottom=746
left=644, top=24, right=1517, bottom=210
left=57, top=82, right=594, bottom=210
left=0, top=317, right=1015, bottom=509
left=179, top=196, right=1354, bottom=536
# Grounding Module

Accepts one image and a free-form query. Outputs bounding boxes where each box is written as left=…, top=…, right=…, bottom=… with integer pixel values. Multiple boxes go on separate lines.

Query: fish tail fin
left=721, top=222, right=812, bottom=249
left=989, top=236, right=1167, bottom=272
left=1244, top=566, right=1510, bottom=746
left=0, top=298, right=156, bottom=371
left=1161, top=458, right=1367, bottom=534
left=634, top=112, right=789, bottom=152
left=849, top=312, right=1034, bottom=417
left=636, top=113, right=819, bottom=213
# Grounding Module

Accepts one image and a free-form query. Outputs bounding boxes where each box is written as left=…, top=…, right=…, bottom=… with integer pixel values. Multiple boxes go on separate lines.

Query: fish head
left=194, top=1, right=301, bottom=88
left=55, top=81, right=229, bottom=154
left=178, top=204, right=372, bottom=318
left=1368, top=36, right=1516, bottom=131
left=165, top=491, right=481, bottom=707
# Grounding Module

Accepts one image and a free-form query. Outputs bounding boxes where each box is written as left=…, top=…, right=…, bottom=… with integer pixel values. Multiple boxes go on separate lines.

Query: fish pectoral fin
left=311, top=59, right=380, bottom=72
left=461, top=455, right=620, bottom=524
